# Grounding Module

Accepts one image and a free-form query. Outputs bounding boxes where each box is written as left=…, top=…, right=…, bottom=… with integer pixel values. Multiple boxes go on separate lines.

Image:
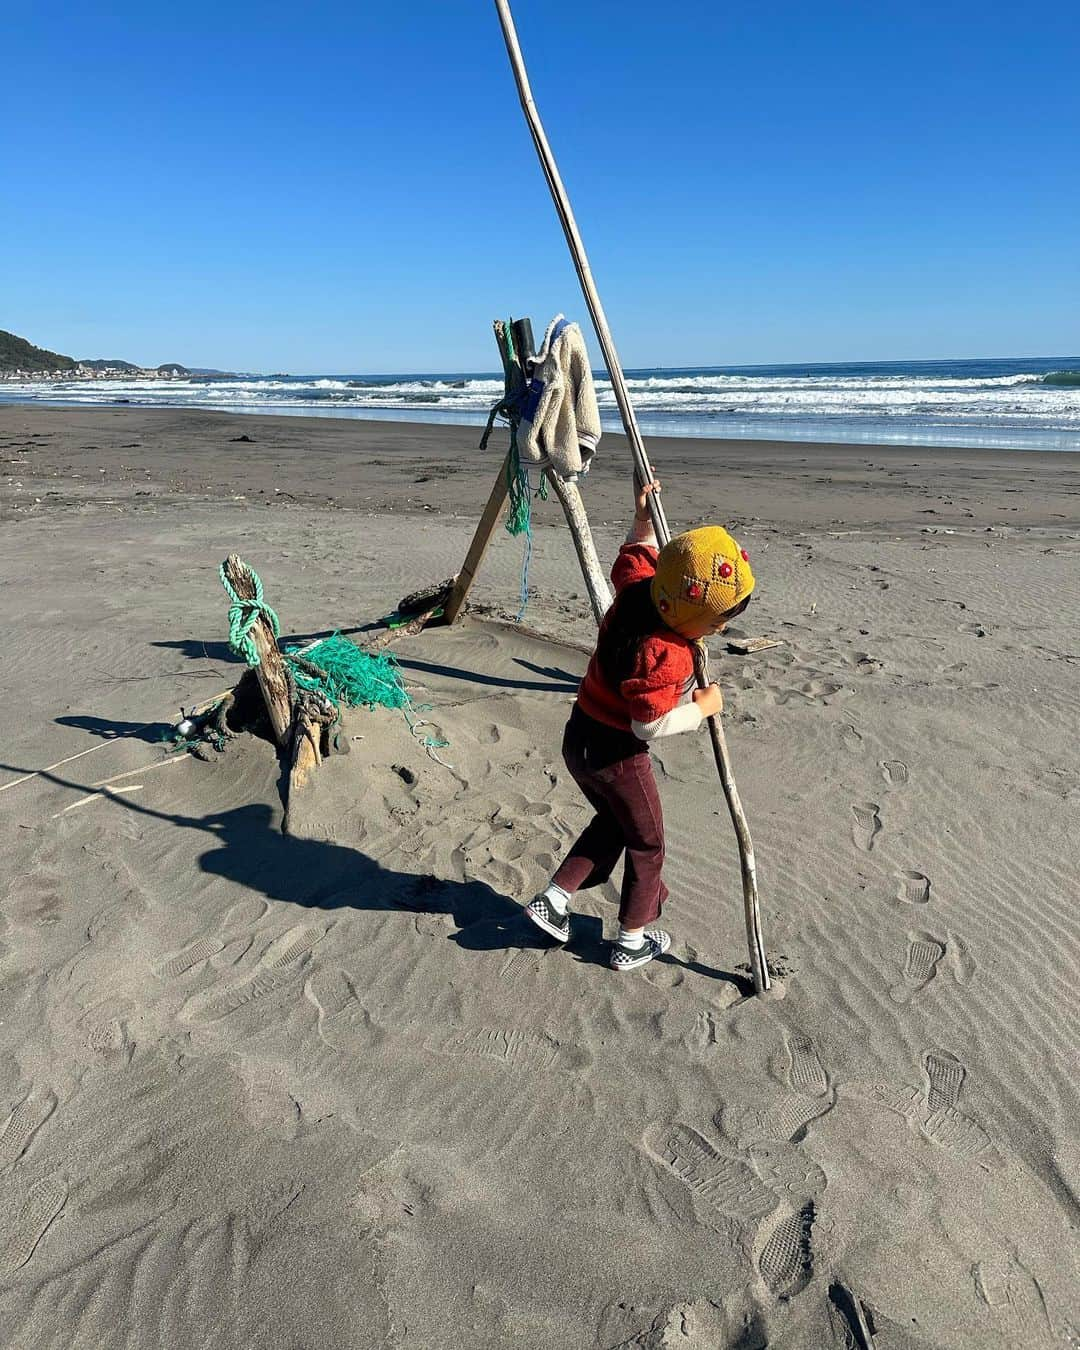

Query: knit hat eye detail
left=650, top=526, right=755, bottom=636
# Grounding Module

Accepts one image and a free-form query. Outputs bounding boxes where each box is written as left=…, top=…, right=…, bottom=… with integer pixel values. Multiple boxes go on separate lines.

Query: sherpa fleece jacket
left=518, top=315, right=601, bottom=478
left=576, top=518, right=703, bottom=739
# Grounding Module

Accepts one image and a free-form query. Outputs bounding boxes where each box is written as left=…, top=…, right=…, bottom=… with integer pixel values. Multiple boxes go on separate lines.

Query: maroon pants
left=551, top=705, right=668, bottom=929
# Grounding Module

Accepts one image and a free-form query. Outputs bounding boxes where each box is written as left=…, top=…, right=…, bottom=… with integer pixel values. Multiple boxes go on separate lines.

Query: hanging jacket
left=517, top=315, right=602, bottom=479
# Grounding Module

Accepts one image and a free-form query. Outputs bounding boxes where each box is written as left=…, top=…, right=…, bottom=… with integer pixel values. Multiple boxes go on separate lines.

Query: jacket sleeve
left=620, top=637, right=694, bottom=724
left=610, top=543, right=659, bottom=595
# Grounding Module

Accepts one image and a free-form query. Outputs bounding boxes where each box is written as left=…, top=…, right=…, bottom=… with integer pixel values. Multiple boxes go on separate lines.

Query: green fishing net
left=287, top=634, right=410, bottom=710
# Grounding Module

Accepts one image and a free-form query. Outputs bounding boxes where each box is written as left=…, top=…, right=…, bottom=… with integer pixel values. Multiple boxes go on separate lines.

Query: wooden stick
left=492, top=1, right=670, bottom=543
left=543, top=471, right=612, bottom=624
left=493, top=0, right=770, bottom=993
left=443, top=453, right=511, bottom=625
left=829, top=1282, right=877, bottom=1349
left=697, top=647, right=768, bottom=990
left=221, top=554, right=292, bottom=747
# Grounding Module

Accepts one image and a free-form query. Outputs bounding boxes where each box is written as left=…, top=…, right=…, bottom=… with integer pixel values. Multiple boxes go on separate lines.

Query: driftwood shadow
left=55, top=714, right=172, bottom=744
left=393, top=655, right=578, bottom=695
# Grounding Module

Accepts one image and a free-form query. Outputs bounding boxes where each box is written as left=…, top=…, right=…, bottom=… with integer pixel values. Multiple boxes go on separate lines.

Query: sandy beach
left=1, top=404, right=1078, bottom=1348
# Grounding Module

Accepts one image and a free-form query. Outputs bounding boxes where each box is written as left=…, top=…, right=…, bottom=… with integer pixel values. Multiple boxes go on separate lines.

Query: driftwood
left=365, top=606, right=444, bottom=650
left=221, top=554, right=292, bottom=747
left=726, top=636, right=784, bottom=655
left=289, top=712, right=323, bottom=794
left=493, top=0, right=770, bottom=993
left=397, top=578, right=455, bottom=618
left=444, top=452, right=512, bottom=625
left=541, top=470, right=611, bottom=624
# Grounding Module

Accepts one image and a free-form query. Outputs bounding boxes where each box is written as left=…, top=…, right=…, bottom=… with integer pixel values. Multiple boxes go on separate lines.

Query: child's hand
left=693, top=683, right=724, bottom=718
left=635, top=478, right=661, bottom=520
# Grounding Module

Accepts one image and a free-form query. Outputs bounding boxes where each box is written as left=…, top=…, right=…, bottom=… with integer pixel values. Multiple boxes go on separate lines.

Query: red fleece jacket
left=576, top=543, right=696, bottom=731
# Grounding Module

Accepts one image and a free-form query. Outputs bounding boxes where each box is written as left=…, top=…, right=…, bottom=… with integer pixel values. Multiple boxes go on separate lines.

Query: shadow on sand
left=3, top=755, right=752, bottom=993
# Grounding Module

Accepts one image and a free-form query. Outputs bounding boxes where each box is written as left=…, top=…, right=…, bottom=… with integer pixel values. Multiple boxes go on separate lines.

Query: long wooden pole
left=492, top=0, right=769, bottom=994
left=443, top=451, right=512, bottom=625
left=544, top=470, right=612, bottom=624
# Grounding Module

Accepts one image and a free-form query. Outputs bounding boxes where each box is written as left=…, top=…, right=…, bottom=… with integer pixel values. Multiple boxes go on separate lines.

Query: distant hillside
left=79, top=358, right=141, bottom=373
left=0, top=329, right=76, bottom=373
left=1, top=331, right=196, bottom=377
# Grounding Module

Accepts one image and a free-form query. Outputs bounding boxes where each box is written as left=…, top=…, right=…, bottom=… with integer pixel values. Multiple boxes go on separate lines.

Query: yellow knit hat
left=650, top=526, right=755, bottom=636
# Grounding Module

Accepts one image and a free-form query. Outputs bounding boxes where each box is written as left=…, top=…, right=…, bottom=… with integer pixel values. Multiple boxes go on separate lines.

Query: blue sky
left=3, top=1, right=1078, bottom=372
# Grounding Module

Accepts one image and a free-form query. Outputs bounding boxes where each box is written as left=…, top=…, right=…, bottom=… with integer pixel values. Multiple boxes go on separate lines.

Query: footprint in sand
left=851, top=802, right=882, bottom=852
left=836, top=1079, right=925, bottom=1122
left=158, top=900, right=270, bottom=977
left=212, top=935, right=255, bottom=968
left=305, top=968, right=380, bottom=1053
left=182, top=958, right=310, bottom=1024
left=0, top=1175, right=67, bottom=1274
left=750, top=1143, right=828, bottom=1203
left=263, top=923, right=328, bottom=970
left=756, top=1201, right=816, bottom=1300
left=921, top=1106, right=1002, bottom=1171
left=0, top=1086, right=58, bottom=1172
left=974, top=1256, right=1054, bottom=1344
left=85, top=1018, right=133, bottom=1068
left=500, top=948, right=543, bottom=982
left=433, top=1025, right=586, bottom=1073
left=645, top=1122, right=777, bottom=1222
left=718, top=1094, right=833, bottom=1148
left=306, top=967, right=357, bottom=1021
left=947, top=930, right=977, bottom=985
left=923, top=1050, right=966, bottom=1111
left=839, top=725, right=864, bottom=755
left=879, top=759, right=909, bottom=787
left=780, top=1031, right=830, bottom=1098
left=152, top=936, right=224, bottom=978
left=838, top=1077, right=1002, bottom=1172
left=895, top=870, right=931, bottom=905
left=889, top=931, right=945, bottom=1004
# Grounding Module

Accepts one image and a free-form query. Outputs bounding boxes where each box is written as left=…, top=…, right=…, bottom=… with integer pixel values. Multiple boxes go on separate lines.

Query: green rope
left=505, top=425, right=531, bottom=537
left=219, top=561, right=280, bottom=666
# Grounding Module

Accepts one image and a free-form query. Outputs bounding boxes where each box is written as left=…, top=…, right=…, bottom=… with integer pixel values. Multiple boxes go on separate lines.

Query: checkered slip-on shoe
left=609, top=928, right=671, bottom=971
left=525, top=895, right=571, bottom=943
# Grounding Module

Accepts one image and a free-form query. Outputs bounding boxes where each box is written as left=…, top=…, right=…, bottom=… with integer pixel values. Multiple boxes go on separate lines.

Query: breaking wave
left=3, top=356, right=1078, bottom=450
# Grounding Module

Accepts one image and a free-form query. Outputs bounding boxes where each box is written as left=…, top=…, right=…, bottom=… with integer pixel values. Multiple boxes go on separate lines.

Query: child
left=526, top=479, right=755, bottom=971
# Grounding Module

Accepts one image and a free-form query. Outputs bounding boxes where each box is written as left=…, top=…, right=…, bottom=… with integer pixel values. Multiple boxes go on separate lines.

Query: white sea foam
left=4, top=364, right=1078, bottom=449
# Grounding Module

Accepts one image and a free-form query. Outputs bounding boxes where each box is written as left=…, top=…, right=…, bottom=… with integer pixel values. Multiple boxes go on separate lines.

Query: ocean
left=4, top=356, right=1079, bottom=451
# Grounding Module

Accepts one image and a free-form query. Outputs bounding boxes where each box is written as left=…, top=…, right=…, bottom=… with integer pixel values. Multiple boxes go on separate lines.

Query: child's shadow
left=1, top=760, right=613, bottom=971
left=196, top=804, right=613, bottom=969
